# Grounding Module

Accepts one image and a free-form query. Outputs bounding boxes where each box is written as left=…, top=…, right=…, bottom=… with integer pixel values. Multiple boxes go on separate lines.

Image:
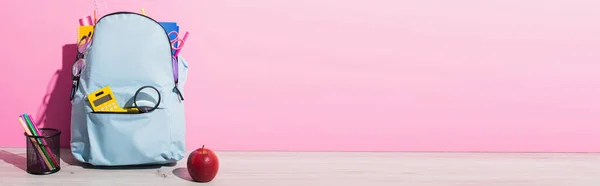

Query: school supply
left=93, top=0, right=108, bottom=24
left=24, top=115, right=58, bottom=167
left=79, top=16, right=94, bottom=26
left=33, top=142, right=48, bottom=171
left=70, top=32, right=92, bottom=100
left=169, top=30, right=188, bottom=101
left=87, top=86, right=120, bottom=112
left=159, top=22, right=179, bottom=55
left=87, top=85, right=161, bottom=113
left=156, top=21, right=188, bottom=100
left=18, top=113, right=62, bottom=174
left=171, top=31, right=189, bottom=57
left=131, top=85, right=162, bottom=113
left=77, top=26, right=94, bottom=43
left=26, top=114, right=59, bottom=167
left=23, top=115, right=56, bottom=170
left=20, top=117, right=62, bottom=175
left=87, top=86, right=137, bottom=113
left=18, top=116, right=53, bottom=170
left=70, top=11, right=189, bottom=166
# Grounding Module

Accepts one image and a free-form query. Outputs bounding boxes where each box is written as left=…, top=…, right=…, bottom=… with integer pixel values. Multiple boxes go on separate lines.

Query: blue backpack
left=69, top=12, right=189, bottom=166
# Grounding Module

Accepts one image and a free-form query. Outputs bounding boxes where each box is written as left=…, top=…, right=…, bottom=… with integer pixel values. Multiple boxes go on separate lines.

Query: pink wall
left=1, top=0, right=600, bottom=152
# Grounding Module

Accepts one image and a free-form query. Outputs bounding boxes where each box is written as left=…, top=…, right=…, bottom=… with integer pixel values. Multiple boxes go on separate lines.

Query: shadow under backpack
left=70, top=12, right=189, bottom=166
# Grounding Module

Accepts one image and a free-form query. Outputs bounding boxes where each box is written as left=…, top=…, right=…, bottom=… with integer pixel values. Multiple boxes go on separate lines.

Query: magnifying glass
left=132, top=86, right=161, bottom=113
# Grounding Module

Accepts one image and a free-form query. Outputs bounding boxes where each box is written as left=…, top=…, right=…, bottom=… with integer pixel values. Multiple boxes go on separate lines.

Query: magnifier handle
left=123, top=107, right=140, bottom=113
left=70, top=86, right=76, bottom=100
left=70, top=79, right=78, bottom=101
left=174, top=86, right=184, bottom=101
left=100, top=107, right=140, bottom=113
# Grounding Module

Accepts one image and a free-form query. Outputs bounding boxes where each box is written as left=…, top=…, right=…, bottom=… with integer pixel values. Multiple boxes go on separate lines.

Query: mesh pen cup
left=24, top=128, right=61, bottom=175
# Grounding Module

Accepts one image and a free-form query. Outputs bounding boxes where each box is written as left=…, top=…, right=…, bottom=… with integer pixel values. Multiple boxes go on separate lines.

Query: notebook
left=78, top=26, right=94, bottom=42
left=159, top=22, right=179, bottom=55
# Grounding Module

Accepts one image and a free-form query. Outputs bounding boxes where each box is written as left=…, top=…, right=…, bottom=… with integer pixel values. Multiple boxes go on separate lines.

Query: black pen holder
left=24, top=128, right=61, bottom=175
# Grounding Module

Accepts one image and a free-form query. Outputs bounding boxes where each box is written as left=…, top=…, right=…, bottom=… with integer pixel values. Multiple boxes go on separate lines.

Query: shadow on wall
left=35, top=44, right=77, bottom=148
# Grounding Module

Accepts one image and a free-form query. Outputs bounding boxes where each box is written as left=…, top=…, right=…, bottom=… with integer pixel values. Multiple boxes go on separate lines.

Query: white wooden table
left=1, top=148, right=600, bottom=186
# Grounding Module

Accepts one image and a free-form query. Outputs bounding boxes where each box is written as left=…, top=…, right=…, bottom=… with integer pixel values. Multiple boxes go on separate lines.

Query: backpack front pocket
left=85, top=108, right=174, bottom=166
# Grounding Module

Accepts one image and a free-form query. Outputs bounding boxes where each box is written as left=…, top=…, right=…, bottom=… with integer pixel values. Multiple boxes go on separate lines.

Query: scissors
left=168, top=31, right=189, bottom=57
left=168, top=31, right=188, bottom=101
left=70, top=31, right=93, bottom=101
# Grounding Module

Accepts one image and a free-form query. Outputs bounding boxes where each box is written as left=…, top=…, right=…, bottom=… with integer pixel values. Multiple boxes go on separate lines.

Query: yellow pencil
left=141, top=8, right=146, bottom=15
left=18, top=117, right=54, bottom=170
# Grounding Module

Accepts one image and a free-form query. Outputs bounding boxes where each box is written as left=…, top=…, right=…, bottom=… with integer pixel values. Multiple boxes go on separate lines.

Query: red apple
left=187, top=145, right=219, bottom=182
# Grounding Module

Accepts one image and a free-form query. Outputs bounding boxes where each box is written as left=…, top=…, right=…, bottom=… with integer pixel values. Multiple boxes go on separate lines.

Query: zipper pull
left=174, top=86, right=184, bottom=101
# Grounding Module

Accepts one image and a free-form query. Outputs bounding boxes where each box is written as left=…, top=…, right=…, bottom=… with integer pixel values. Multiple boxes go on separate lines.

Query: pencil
left=141, top=8, right=146, bottom=15
left=26, top=114, right=59, bottom=167
left=21, top=115, right=54, bottom=170
left=23, top=114, right=41, bottom=145
left=23, top=114, right=56, bottom=169
left=18, top=117, right=54, bottom=170
left=19, top=116, right=48, bottom=171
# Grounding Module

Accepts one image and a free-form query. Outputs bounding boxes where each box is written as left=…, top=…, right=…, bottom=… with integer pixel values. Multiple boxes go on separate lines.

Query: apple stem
left=201, top=145, right=205, bottom=154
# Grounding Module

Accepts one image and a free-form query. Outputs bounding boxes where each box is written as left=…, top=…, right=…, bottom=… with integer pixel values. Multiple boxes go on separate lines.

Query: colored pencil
left=23, top=114, right=56, bottom=169
left=18, top=117, right=53, bottom=170
left=26, top=114, right=59, bottom=167
left=19, top=116, right=48, bottom=171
